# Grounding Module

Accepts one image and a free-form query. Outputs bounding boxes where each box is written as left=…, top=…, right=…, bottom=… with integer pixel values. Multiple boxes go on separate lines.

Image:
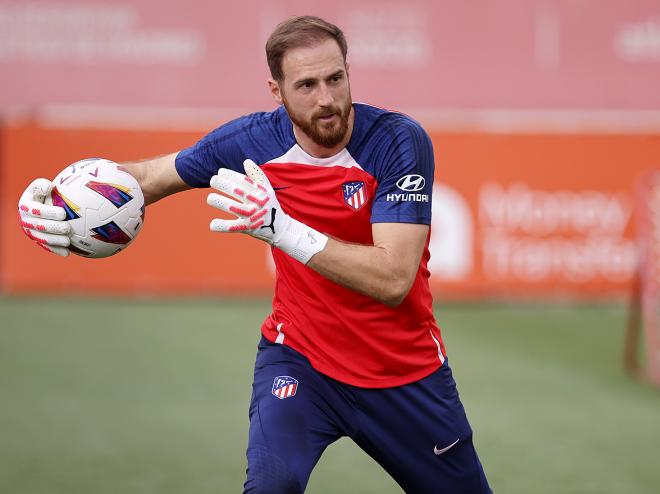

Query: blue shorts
left=244, top=338, right=491, bottom=494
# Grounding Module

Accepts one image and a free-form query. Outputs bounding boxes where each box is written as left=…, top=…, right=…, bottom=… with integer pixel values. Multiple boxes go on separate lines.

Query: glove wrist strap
left=275, top=218, right=328, bottom=264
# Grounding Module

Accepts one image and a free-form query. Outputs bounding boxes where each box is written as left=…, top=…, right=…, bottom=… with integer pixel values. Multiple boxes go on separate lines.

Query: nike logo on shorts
left=433, top=438, right=460, bottom=455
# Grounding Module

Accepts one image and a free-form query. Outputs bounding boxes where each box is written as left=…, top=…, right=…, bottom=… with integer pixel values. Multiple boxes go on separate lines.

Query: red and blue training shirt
left=175, top=103, right=446, bottom=388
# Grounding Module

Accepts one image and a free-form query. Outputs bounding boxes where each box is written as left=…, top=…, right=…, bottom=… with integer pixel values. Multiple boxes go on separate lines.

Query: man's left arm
left=307, top=223, right=428, bottom=307
left=207, top=159, right=429, bottom=307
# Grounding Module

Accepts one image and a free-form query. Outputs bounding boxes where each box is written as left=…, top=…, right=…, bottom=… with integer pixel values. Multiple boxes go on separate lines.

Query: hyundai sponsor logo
left=386, top=193, right=430, bottom=202
left=388, top=174, right=429, bottom=202
left=396, top=174, right=426, bottom=192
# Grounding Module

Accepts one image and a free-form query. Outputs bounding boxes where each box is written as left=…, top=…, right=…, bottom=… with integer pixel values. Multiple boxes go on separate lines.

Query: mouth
left=316, top=113, right=337, bottom=123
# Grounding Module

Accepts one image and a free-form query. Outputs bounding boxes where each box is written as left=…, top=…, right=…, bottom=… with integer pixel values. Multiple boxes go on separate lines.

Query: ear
left=268, top=79, right=283, bottom=105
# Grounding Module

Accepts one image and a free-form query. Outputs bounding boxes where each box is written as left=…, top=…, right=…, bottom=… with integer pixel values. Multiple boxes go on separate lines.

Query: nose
left=316, top=82, right=334, bottom=107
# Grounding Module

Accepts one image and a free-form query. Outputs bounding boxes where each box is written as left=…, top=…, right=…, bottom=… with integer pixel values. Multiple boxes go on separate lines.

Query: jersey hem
left=314, top=360, right=443, bottom=389
left=371, top=215, right=431, bottom=225
left=262, top=333, right=443, bottom=389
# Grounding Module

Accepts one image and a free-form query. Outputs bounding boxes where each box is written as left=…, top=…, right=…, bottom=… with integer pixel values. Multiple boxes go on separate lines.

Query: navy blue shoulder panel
left=175, top=106, right=295, bottom=188
left=348, top=104, right=435, bottom=224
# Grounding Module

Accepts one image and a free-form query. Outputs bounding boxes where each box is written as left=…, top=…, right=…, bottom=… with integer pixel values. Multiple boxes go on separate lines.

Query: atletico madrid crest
left=272, top=376, right=299, bottom=399
left=342, top=181, right=367, bottom=211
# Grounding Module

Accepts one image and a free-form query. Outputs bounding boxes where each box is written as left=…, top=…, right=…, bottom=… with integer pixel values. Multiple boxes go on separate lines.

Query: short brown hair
left=266, top=16, right=348, bottom=82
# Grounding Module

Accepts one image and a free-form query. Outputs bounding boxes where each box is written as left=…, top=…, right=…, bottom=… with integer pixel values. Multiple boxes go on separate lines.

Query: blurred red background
left=1, top=0, right=659, bottom=300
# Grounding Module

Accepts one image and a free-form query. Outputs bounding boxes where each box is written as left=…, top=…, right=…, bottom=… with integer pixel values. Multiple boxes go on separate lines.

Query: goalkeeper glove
left=18, top=178, right=71, bottom=257
left=207, top=159, right=328, bottom=264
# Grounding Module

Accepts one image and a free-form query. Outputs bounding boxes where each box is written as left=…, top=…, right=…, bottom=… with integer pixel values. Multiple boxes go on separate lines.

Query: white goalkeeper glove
left=207, top=159, right=328, bottom=264
left=18, top=178, right=71, bottom=257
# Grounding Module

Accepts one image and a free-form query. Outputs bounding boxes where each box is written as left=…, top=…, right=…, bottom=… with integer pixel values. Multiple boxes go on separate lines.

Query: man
left=18, top=15, right=491, bottom=494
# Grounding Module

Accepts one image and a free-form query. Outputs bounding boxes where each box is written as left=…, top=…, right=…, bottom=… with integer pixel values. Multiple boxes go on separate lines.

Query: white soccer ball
left=45, top=158, right=145, bottom=258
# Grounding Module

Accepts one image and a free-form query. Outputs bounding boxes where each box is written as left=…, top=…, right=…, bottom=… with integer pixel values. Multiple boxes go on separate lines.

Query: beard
left=284, top=97, right=352, bottom=149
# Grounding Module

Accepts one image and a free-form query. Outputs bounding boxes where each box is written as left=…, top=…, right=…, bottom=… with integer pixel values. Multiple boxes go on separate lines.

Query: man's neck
left=293, top=106, right=355, bottom=159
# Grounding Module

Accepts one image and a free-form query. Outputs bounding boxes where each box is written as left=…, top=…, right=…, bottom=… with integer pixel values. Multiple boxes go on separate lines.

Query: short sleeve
left=370, top=118, right=434, bottom=225
left=174, top=110, right=292, bottom=188
left=174, top=117, right=252, bottom=188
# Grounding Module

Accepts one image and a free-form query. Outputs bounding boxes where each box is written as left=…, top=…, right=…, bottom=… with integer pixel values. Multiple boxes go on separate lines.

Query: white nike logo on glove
left=433, top=438, right=460, bottom=455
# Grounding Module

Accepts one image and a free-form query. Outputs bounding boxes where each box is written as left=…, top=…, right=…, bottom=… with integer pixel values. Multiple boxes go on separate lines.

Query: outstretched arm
left=120, top=152, right=191, bottom=205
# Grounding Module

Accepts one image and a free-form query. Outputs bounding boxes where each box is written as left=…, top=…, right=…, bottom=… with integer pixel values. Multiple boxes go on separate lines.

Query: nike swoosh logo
left=433, top=438, right=460, bottom=455
left=273, top=186, right=290, bottom=191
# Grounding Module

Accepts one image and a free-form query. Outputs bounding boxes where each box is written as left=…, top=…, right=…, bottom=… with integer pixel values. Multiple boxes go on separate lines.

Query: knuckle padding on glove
left=210, top=218, right=249, bottom=233
left=20, top=200, right=67, bottom=221
left=21, top=217, right=69, bottom=234
left=229, top=204, right=257, bottom=217
left=249, top=209, right=268, bottom=222
left=27, top=230, right=71, bottom=247
left=246, top=193, right=268, bottom=207
left=206, top=192, right=253, bottom=216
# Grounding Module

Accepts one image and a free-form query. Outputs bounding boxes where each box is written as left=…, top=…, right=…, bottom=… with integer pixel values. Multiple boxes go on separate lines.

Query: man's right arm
left=120, top=152, right=192, bottom=205
left=18, top=151, right=192, bottom=256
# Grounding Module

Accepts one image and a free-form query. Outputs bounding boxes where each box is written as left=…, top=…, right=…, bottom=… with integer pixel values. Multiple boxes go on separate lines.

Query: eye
left=296, top=80, right=315, bottom=92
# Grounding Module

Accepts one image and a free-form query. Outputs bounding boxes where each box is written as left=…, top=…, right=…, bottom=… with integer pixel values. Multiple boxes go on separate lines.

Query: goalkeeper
left=18, top=15, right=492, bottom=494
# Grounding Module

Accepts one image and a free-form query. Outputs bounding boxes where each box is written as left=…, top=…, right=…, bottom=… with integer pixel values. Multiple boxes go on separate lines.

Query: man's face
left=271, top=38, right=352, bottom=149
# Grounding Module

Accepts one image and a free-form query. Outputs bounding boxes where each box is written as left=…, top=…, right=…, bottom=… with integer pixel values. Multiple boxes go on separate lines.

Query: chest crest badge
left=342, top=181, right=368, bottom=211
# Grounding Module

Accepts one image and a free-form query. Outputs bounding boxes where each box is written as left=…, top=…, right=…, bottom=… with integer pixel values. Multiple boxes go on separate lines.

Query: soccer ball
left=45, top=158, right=145, bottom=258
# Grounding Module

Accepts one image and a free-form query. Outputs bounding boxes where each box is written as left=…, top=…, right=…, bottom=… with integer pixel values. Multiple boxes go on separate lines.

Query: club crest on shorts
left=342, top=181, right=367, bottom=211
left=272, top=376, right=298, bottom=399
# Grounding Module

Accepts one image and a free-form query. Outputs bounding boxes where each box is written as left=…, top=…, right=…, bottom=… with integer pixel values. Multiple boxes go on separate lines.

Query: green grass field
left=1, top=297, right=659, bottom=493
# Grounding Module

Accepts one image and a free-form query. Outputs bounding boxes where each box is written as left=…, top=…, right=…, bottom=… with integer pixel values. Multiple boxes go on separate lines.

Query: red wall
left=3, top=121, right=658, bottom=300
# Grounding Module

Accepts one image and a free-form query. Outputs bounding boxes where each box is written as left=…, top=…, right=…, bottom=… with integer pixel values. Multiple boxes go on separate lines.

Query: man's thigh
left=244, top=339, right=351, bottom=494
left=351, top=362, right=492, bottom=494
